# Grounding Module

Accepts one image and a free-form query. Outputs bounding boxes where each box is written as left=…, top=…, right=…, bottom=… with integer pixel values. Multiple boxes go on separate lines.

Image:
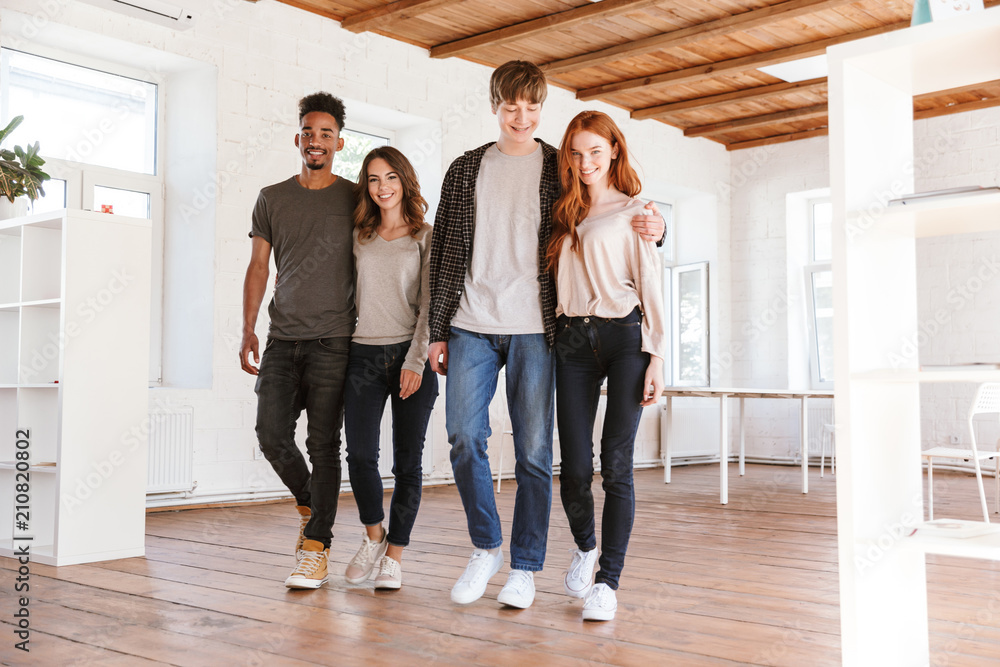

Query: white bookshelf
left=829, top=8, right=1000, bottom=665
left=0, top=209, right=150, bottom=566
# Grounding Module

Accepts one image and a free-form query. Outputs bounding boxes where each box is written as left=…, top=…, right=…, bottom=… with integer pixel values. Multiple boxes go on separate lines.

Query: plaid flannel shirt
left=429, top=139, right=561, bottom=347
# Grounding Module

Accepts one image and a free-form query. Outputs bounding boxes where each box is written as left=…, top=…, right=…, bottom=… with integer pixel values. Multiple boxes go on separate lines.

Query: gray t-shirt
left=250, top=176, right=356, bottom=340
left=451, top=143, right=545, bottom=335
left=352, top=224, right=432, bottom=374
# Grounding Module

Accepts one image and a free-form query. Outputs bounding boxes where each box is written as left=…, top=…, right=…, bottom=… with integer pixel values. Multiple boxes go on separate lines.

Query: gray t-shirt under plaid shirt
left=250, top=176, right=356, bottom=340
left=450, top=143, right=545, bottom=335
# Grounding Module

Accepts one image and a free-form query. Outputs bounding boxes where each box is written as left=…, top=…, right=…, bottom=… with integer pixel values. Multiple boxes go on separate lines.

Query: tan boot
left=285, top=539, right=328, bottom=589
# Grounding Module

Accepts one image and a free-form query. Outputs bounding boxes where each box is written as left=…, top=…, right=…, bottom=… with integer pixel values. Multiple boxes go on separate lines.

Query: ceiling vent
left=78, top=0, right=195, bottom=31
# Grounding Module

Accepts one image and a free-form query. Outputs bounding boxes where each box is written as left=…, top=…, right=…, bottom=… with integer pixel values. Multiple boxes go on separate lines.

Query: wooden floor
left=3, top=464, right=1000, bottom=666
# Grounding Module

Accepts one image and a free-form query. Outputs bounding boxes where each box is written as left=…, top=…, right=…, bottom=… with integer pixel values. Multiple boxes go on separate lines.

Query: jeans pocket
left=317, top=337, right=348, bottom=353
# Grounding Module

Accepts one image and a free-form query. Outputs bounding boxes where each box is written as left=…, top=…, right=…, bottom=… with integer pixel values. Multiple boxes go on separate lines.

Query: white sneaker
left=582, top=583, right=617, bottom=621
left=564, top=547, right=598, bottom=598
left=497, top=569, right=535, bottom=609
left=373, top=556, right=402, bottom=590
left=344, top=529, right=388, bottom=584
left=451, top=548, right=503, bottom=604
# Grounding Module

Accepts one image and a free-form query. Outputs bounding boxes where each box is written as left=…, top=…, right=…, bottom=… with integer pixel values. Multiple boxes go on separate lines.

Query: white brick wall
left=2, top=0, right=730, bottom=500
left=731, top=107, right=1000, bottom=460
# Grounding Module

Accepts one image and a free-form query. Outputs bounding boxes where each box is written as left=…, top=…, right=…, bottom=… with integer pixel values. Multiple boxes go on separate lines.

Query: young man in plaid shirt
left=428, top=60, right=664, bottom=609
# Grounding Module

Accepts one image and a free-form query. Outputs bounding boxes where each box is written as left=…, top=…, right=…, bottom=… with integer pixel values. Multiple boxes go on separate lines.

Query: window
left=806, top=199, right=833, bottom=387
left=650, top=200, right=675, bottom=263
left=666, top=262, right=709, bottom=386
left=337, top=127, right=392, bottom=183
left=1, top=48, right=164, bottom=384
left=1, top=48, right=157, bottom=174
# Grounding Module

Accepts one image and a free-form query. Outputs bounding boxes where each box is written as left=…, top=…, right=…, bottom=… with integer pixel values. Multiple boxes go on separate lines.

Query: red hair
left=546, top=111, right=641, bottom=273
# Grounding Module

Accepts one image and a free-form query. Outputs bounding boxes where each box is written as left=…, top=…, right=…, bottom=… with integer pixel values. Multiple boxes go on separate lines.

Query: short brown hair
left=489, top=60, right=548, bottom=111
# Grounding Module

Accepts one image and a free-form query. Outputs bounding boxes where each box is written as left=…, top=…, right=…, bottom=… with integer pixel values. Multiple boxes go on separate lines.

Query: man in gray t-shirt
left=240, top=92, right=354, bottom=590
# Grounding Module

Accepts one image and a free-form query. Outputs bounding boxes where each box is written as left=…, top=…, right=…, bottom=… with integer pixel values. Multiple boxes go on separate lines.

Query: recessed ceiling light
left=758, top=55, right=829, bottom=82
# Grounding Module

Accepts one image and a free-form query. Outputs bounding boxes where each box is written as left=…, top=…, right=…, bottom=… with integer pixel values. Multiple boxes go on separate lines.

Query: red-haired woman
left=343, top=146, right=438, bottom=590
left=547, top=111, right=665, bottom=621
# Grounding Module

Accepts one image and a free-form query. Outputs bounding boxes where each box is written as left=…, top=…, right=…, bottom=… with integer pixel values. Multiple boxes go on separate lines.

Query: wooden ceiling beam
left=632, top=77, right=827, bottom=120
left=718, top=85, right=1000, bottom=151
left=633, top=78, right=997, bottom=122
left=430, top=0, right=660, bottom=60
left=683, top=103, right=828, bottom=137
left=914, top=95, right=1000, bottom=120
left=726, top=128, right=829, bottom=151
left=275, top=0, right=344, bottom=21
left=576, top=21, right=902, bottom=101
left=341, top=0, right=465, bottom=33
left=542, top=0, right=857, bottom=76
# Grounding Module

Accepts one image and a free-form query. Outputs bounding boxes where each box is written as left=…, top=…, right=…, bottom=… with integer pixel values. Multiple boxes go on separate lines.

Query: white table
left=660, top=387, right=835, bottom=504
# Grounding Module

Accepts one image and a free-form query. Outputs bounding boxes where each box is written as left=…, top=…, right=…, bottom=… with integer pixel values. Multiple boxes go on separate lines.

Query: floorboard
left=3, top=464, right=999, bottom=665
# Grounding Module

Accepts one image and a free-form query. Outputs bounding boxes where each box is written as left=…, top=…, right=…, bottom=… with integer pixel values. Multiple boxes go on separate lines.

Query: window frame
left=805, top=197, right=834, bottom=389
left=1, top=46, right=165, bottom=384
left=338, top=123, right=394, bottom=183
left=805, top=264, right=834, bottom=389
left=670, top=261, right=710, bottom=387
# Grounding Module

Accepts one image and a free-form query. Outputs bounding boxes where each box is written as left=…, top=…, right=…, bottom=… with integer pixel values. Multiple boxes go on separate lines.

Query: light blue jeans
left=446, top=327, right=554, bottom=571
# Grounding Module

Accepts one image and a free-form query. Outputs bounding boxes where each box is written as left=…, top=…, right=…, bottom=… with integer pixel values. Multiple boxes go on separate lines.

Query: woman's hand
left=400, top=369, right=422, bottom=399
left=640, top=356, right=664, bottom=407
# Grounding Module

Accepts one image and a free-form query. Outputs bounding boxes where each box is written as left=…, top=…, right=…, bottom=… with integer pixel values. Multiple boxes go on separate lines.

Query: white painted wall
left=1, top=0, right=731, bottom=505
left=731, top=109, right=1000, bottom=463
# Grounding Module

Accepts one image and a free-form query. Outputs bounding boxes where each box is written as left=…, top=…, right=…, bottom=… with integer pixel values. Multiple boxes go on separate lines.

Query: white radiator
left=807, top=402, right=835, bottom=459
left=146, top=405, right=195, bottom=493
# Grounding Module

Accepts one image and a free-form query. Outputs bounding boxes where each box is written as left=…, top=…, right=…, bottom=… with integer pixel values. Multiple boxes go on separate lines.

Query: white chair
left=820, top=422, right=836, bottom=477
left=922, top=382, right=1000, bottom=523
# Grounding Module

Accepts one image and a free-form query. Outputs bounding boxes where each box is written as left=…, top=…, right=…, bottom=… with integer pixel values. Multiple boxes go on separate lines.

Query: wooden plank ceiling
left=274, top=0, right=1000, bottom=150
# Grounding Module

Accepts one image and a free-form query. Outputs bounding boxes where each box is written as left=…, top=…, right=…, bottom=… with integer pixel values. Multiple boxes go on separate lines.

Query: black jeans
left=255, top=337, right=350, bottom=549
left=344, top=341, right=438, bottom=547
left=554, top=309, right=647, bottom=590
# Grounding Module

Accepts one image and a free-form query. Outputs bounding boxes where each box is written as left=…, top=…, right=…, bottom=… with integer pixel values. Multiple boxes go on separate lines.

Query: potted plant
left=0, top=115, right=50, bottom=218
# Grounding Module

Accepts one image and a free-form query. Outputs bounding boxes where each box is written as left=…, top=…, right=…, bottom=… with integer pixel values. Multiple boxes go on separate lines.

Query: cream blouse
left=554, top=198, right=666, bottom=360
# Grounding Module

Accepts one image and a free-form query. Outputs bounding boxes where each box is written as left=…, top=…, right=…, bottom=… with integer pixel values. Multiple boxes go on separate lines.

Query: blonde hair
left=489, top=60, right=548, bottom=111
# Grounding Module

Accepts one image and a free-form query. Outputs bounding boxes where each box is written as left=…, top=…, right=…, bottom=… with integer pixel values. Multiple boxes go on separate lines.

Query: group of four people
left=240, top=60, right=665, bottom=622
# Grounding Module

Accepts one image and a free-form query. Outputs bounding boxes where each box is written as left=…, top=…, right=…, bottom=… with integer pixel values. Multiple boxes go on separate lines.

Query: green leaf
left=0, top=115, right=24, bottom=145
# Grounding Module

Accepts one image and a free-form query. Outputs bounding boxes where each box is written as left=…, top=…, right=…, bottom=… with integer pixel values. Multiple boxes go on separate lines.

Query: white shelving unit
left=828, top=8, right=1000, bottom=664
left=0, top=209, right=150, bottom=566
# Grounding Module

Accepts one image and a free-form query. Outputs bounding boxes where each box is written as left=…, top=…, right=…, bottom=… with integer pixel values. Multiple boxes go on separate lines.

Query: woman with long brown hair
left=547, top=110, right=665, bottom=620
left=343, top=146, right=438, bottom=590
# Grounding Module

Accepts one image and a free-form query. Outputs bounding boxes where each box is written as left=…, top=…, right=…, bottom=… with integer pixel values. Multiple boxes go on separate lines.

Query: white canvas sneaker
left=497, top=569, right=535, bottom=609
left=450, top=548, right=503, bottom=604
left=344, top=529, right=388, bottom=584
left=564, top=547, right=598, bottom=598
left=582, top=583, right=617, bottom=621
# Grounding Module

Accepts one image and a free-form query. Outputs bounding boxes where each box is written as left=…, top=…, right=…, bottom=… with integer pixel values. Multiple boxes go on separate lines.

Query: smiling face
left=569, top=129, right=618, bottom=188
left=366, top=157, right=403, bottom=213
left=294, top=111, right=344, bottom=172
left=493, top=98, right=541, bottom=155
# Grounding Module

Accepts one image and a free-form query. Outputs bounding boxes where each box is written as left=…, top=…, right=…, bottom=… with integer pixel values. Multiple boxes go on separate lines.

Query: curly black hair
left=298, top=92, right=346, bottom=131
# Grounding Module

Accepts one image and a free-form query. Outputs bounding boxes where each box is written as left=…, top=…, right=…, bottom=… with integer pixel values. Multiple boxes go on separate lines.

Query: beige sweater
left=555, top=198, right=666, bottom=360
left=352, top=224, right=432, bottom=374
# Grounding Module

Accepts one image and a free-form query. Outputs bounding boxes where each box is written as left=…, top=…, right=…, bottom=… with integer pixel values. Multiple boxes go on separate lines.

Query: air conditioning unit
left=77, top=0, right=195, bottom=31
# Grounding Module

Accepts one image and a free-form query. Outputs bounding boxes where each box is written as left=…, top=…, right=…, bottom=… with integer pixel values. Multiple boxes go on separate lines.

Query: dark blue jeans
left=255, top=337, right=350, bottom=549
left=555, top=309, right=647, bottom=590
left=344, top=341, right=438, bottom=547
left=446, top=328, right=554, bottom=572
